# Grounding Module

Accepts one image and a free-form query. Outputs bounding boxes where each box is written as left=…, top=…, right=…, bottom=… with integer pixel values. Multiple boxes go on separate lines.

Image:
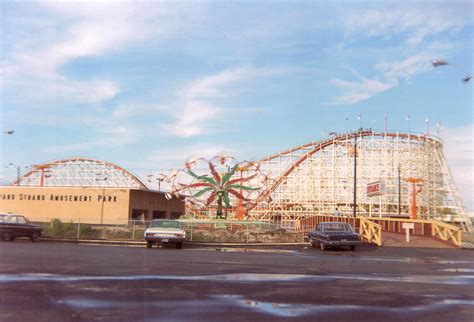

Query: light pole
left=5, top=163, right=32, bottom=185
left=353, top=132, right=358, bottom=217
left=406, top=177, right=423, bottom=220
left=147, top=174, right=165, bottom=191
left=436, top=123, right=443, bottom=137
left=397, top=165, right=401, bottom=216
left=7, top=163, right=20, bottom=184
left=95, top=176, right=108, bottom=225
left=407, top=115, right=411, bottom=134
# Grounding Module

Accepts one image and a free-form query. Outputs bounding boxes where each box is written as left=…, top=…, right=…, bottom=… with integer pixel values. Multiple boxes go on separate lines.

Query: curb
left=39, top=237, right=309, bottom=247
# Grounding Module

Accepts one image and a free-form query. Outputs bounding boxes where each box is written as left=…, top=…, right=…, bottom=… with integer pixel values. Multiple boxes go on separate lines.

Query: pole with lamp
left=407, top=115, right=411, bottom=135
left=353, top=132, right=358, bottom=217
left=397, top=165, right=401, bottom=216
left=147, top=174, right=165, bottom=191
left=406, top=177, right=423, bottom=220
left=95, top=175, right=108, bottom=225
left=236, top=166, right=249, bottom=221
left=6, top=163, right=21, bottom=185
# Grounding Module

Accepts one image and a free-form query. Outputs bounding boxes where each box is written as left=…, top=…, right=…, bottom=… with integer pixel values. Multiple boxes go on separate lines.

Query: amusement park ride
left=406, top=177, right=423, bottom=220
left=165, top=130, right=470, bottom=230
left=166, top=156, right=266, bottom=220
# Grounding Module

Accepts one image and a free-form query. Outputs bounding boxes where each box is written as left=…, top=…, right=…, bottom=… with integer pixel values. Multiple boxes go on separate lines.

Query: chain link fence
left=34, top=217, right=306, bottom=243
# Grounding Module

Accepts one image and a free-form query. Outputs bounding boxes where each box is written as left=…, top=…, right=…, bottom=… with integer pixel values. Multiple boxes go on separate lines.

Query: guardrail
left=296, top=215, right=463, bottom=247
left=431, top=220, right=463, bottom=247
left=359, top=217, right=382, bottom=246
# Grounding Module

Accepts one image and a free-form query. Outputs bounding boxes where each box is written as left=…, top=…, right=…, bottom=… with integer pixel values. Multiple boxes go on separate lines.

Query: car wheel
left=310, top=240, right=317, bottom=248
left=176, top=242, right=183, bottom=249
left=2, top=232, right=14, bottom=242
left=320, top=242, right=326, bottom=251
left=146, top=241, right=153, bottom=248
left=350, top=245, right=356, bottom=251
left=30, top=232, right=40, bottom=242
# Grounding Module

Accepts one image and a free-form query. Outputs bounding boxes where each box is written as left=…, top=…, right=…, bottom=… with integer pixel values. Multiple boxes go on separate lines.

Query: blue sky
left=1, top=1, right=473, bottom=209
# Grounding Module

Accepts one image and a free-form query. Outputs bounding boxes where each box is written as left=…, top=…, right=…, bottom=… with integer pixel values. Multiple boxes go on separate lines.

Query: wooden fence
left=296, top=215, right=462, bottom=247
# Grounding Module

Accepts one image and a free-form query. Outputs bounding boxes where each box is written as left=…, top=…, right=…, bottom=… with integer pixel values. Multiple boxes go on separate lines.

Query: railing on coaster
left=296, top=215, right=463, bottom=247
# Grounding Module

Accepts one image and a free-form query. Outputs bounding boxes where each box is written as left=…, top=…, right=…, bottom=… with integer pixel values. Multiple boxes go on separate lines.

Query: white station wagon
left=144, top=219, right=186, bottom=249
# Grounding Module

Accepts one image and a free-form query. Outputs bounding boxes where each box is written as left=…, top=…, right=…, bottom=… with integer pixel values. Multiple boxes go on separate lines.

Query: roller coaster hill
left=184, top=130, right=471, bottom=232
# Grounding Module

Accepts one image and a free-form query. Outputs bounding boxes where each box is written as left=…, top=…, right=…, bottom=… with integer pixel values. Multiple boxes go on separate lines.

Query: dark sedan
left=0, top=214, right=42, bottom=242
left=308, top=222, right=362, bottom=251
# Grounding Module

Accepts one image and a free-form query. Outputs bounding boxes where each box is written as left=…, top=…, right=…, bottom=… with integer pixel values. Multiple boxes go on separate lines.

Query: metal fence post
left=246, top=223, right=249, bottom=244
left=132, top=220, right=136, bottom=240
left=77, top=219, right=81, bottom=239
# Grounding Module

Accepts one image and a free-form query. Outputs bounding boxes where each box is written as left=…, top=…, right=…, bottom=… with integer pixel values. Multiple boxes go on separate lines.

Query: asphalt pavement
left=0, top=240, right=473, bottom=321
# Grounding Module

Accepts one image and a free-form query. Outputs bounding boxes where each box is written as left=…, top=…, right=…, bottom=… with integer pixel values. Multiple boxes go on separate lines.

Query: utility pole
left=100, top=188, right=105, bottom=225
left=353, top=133, right=358, bottom=217
left=407, top=177, right=422, bottom=220
left=397, top=165, right=401, bottom=216
left=15, top=165, right=20, bottom=185
left=7, top=163, right=22, bottom=185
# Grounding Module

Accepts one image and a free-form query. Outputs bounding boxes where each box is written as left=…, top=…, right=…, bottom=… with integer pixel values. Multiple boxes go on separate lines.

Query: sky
left=1, top=0, right=473, bottom=209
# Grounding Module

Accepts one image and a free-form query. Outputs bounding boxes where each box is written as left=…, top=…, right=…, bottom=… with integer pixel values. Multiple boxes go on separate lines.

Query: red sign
left=366, top=181, right=385, bottom=197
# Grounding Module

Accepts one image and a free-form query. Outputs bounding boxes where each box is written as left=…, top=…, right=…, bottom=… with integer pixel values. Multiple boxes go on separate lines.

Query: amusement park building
left=0, top=158, right=184, bottom=225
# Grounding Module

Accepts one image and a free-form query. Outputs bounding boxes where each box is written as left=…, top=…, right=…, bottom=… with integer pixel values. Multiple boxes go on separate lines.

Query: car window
left=322, top=223, right=352, bottom=232
left=149, top=220, right=180, bottom=229
left=17, top=216, right=27, bottom=224
left=0, top=215, right=6, bottom=223
left=7, top=216, right=18, bottom=224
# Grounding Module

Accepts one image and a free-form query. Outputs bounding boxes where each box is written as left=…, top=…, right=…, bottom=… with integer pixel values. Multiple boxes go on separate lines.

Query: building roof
left=16, top=157, right=147, bottom=190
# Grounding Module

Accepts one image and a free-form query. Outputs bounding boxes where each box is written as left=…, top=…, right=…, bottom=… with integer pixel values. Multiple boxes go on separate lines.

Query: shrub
left=41, top=219, right=99, bottom=239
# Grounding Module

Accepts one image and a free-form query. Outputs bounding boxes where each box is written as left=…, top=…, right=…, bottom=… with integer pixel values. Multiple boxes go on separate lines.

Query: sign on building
left=366, top=180, right=385, bottom=197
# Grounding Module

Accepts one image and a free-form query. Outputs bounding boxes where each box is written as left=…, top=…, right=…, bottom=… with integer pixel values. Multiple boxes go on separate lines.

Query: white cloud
left=162, top=101, right=220, bottom=137
left=162, top=66, right=288, bottom=137
left=328, top=2, right=471, bottom=106
left=375, top=53, right=434, bottom=81
left=112, top=103, right=167, bottom=120
left=1, top=1, right=181, bottom=104
left=443, top=124, right=474, bottom=211
left=43, top=120, right=141, bottom=154
left=328, top=67, right=397, bottom=105
left=329, top=47, right=449, bottom=106
left=343, top=4, right=471, bottom=45
left=149, top=143, right=233, bottom=165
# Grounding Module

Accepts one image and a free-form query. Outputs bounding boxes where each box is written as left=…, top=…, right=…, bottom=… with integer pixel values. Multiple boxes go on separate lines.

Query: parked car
left=144, top=219, right=186, bottom=249
left=0, top=214, right=42, bottom=242
left=308, top=222, right=361, bottom=251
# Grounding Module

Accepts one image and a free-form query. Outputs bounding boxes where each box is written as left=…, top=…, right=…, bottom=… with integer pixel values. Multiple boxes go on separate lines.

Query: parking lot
left=1, top=241, right=473, bottom=321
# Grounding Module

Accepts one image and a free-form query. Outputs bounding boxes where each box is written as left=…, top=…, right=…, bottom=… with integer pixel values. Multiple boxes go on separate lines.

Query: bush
left=41, top=219, right=99, bottom=239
